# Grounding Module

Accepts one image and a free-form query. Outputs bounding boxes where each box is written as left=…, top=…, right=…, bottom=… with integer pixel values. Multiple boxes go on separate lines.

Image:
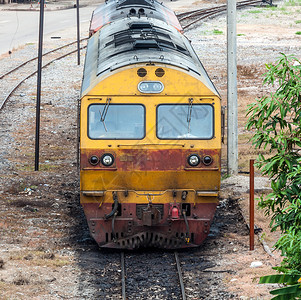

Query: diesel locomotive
left=80, top=0, right=222, bottom=249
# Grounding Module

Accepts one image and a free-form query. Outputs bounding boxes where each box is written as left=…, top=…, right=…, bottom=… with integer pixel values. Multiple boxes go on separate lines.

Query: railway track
left=120, top=250, right=186, bottom=300
left=0, top=0, right=266, bottom=109
left=178, top=0, right=266, bottom=30
left=0, top=38, right=88, bottom=110
left=73, top=195, right=245, bottom=299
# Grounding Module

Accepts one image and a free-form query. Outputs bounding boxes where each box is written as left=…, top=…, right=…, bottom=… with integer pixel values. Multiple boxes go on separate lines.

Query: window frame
left=87, top=103, right=146, bottom=140
left=156, top=103, right=215, bottom=140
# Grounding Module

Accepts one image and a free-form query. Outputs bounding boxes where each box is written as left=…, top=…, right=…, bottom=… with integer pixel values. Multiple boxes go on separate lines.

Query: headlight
left=188, top=154, right=200, bottom=167
left=203, top=155, right=213, bottom=166
left=101, top=153, right=114, bottom=167
left=89, top=155, right=99, bottom=166
left=138, top=81, right=164, bottom=93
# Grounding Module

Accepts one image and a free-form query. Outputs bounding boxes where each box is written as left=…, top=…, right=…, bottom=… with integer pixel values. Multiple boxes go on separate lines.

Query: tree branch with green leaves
left=246, top=53, right=301, bottom=274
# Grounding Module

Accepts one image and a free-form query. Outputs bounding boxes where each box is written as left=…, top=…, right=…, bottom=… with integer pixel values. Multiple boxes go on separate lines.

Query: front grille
left=115, top=232, right=185, bottom=249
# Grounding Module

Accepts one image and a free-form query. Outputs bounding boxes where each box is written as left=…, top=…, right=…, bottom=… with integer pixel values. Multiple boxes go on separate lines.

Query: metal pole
left=249, top=159, right=255, bottom=251
left=227, top=0, right=238, bottom=175
left=34, top=0, right=45, bottom=171
left=76, top=0, right=80, bottom=65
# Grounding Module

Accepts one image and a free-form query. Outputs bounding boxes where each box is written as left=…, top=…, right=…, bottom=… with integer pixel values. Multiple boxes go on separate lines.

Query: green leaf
left=245, top=53, right=301, bottom=274
left=270, top=284, right=301, bottom=295
left=259, top=274, right=301, bottom=284
left=271, top=292, right=301, bottom=300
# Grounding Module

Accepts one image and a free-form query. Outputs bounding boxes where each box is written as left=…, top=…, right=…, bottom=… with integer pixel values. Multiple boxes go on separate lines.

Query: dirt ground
left=0, top=0, right=300, bottom=299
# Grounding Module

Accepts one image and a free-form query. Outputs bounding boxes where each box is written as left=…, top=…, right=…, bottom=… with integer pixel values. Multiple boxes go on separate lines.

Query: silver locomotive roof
left=81, top=1, right=219, bottom=96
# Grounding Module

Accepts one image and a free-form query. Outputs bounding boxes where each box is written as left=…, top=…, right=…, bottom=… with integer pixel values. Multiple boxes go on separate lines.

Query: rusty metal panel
left=81, top=201, right=217, bottom=249
left=141, top=205, right=161, bottom=226
left=81, top=149, right=221, bottom=171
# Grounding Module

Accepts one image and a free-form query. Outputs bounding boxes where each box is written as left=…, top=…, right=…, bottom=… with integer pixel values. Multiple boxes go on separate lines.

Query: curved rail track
left=0, top=38, right=88, bottom=110
left=0, top=0, right=267, bottom=109
left=178, top=0, right=265, bottom=30
left=121, top=251, right=186, bottom=300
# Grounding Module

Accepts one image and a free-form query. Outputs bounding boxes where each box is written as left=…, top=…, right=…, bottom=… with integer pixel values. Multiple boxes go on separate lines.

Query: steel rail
left=0, top=45, right=87, bottom=110
left=181, top=0, right=263, bottom=28
left=181, top=0, right=262, bottom=26
left=178, top=6, right=226, bottom=22
left=121, top=252, right=126, bottom=300
left=182, top=9, right=225, bottom=30
left=180, top=0, right=263, bottom=30
left=175, top=251, right=186, bottom=300
left=0, top=38, right=88, bottom=80
left=177, top=0, right=263, bottom=20
left=120, top=251, right=186, bottom=299
left=177, top=7, right=210, bottom=19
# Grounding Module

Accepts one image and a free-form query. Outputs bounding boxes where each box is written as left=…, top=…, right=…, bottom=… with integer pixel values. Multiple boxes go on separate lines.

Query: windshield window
left=157, top=104, right=214, bottom=139
left=88, top=104, right=145, bottom=139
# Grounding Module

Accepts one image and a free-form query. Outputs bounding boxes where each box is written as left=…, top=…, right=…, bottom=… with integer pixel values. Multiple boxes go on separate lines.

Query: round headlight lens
left=89, top=155, right=99, bottom=166
left=139, top=82, right=149, bottom=92
left=188, top=154, right=200, bottom=167
left=203, top=155, right=213, bottom=166
left=153, top=83, right=162, bottom=91
left=101, top=153, right=114, bottom=166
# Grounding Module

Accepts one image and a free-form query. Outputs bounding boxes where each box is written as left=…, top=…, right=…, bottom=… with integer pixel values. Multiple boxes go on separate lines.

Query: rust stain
left=81, top=202, right=217, bottom=249
left=81, top=149, right=221, bottom=171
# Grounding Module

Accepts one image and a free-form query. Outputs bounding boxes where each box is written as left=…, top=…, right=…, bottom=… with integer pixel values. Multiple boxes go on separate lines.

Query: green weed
left=248, top=9, right=262, bottom=14
left=284, top=0, right=301, bottom=6
left=213, top=29, right=223, bottom=35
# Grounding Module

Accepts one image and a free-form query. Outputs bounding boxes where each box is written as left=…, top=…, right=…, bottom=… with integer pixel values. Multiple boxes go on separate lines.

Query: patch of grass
left=279, top=7, right=288, bottom=11
left=17, top=165, right=34, bottom=171
left=237, top=33, right=246, bottom=36
left=34, top=258, right=71, bottom=268
left=296, top=20, right=301, bottom=24
left=213, top=29, right=223, bottom=35
left=38, top=164, right=59, bottom=171
left=284, top=0, right=301, bottom=6
left=52, top=259, right=71, bottom=267
left=5, top=181, right=27, bottom=194
left=10, top=252, right=26, bottom=261
left=296, top=31, right=301, bottom=35
left=9, top=250, right=70, bottom=268
left=24, top=152, right=35, bottom=158
left=221, top=173, right=231, bottom=180
left=238, top=160, right=250, bottom=170
left=261, top=6, right=288, bottom=12
left=238, top=133, right=254, bottom=142
left=10, top=250, right=39, bottom=261
left=248, top=9, right=262, bottom=14
left=262, top=5, right=278, bottom=10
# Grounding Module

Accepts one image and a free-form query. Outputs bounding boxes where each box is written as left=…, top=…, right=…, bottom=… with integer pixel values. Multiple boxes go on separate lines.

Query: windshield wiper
left=187, top=98, right=193, bottom=133
left=99, top=98, right=111, bottom=132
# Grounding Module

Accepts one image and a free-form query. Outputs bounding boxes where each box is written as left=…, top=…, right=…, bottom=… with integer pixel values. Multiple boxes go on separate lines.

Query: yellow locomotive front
left=80, top=66, right=221, bottom=248
left=80, top=0, right=221, bottom=249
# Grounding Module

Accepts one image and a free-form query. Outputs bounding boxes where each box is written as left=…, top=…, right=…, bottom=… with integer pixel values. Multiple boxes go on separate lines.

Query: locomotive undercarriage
left=82, top=200, right=217, bottom=249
